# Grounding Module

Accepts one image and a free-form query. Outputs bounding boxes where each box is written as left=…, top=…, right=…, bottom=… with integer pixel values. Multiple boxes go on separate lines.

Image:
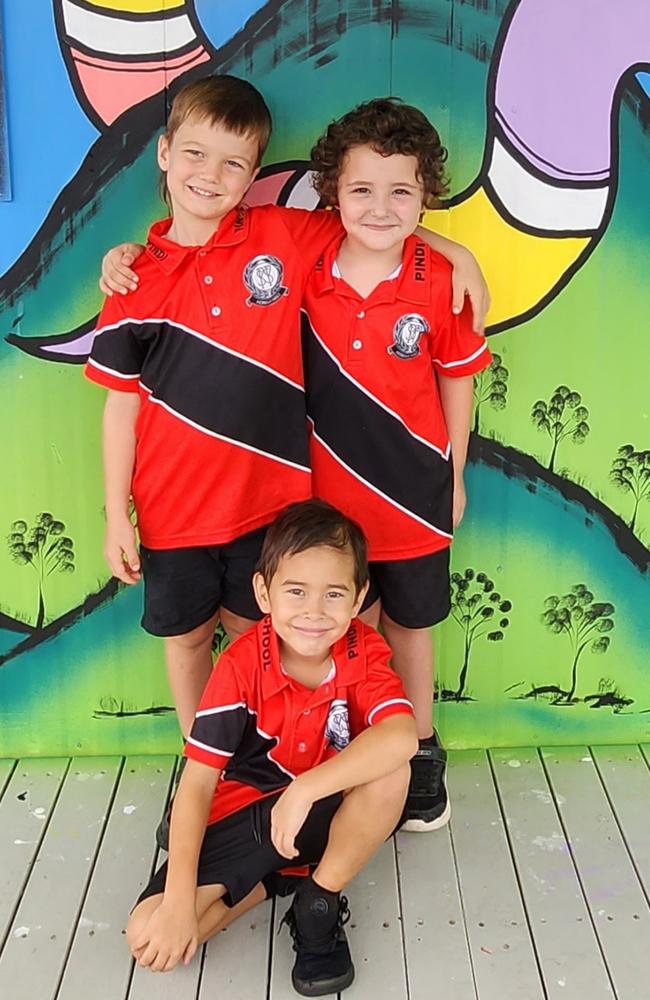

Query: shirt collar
left=144, top=205, right=251, bottom=274
left=310, top=234, right=431, bottom=306
left=258, top=617, right=367, bottom=701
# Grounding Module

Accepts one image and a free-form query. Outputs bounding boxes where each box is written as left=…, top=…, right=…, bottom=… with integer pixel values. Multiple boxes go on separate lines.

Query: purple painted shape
left=44, top=329, right=96, bottom=358
left=494, top=0, right=650, bottom=181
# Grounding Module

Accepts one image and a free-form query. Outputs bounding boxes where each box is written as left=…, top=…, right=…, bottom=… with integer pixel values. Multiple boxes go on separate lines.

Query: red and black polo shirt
left=85, top=205, right=342, bottom=549
left=185, top=615, right=414, bottom=826
left=302, top=234, right=492, bottom=561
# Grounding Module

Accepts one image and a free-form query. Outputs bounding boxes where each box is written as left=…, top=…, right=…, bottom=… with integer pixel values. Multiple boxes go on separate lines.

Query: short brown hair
left=310, top=97, right=448, bottom=209
left=160, top=75, right=272, bottom=208
left=257, top=500, right=368, bottom=596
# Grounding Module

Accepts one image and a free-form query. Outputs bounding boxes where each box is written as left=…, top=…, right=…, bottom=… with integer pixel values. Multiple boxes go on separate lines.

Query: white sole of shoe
left=401, top=798, right=451, bottom=833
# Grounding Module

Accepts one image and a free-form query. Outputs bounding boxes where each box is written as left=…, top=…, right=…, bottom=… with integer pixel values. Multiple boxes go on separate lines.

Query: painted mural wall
left=0, top=0, right=648, bottom=756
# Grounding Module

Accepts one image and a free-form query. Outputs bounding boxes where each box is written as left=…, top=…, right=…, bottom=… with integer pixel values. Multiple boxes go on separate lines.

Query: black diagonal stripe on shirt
left=192, top=706, right=292, bottom=790
left=95, top=320, right=309, bottom=468
left=302, top=312, right=452, bottom=533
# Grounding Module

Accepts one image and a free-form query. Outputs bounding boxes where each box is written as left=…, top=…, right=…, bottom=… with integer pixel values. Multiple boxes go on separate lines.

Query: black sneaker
left=401, top=731, right=450, bottom=832
left=155, top=756, right=186, bottom=850
left=281, top=877, right=355, bottom=997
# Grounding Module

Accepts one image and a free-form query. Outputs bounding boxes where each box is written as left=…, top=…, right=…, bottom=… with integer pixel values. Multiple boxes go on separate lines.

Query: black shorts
left=140, top=526, right=267, bottom=636
left=135, top=791, right=343, bottom=909
left=361, top=547, right=451, bottom=629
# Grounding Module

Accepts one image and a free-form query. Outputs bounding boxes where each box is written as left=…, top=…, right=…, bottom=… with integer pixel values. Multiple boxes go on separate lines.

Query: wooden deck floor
left=2, top=748, right=650, bottom=1000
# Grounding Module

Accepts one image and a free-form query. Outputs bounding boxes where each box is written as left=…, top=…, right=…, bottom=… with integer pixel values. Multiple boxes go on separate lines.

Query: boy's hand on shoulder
left=104, top=515, right=141, bottom=584
left=450, top=249, right=491, bottom=334
left=100, top=242, right=145, bottom=297
left=271, top=779, right=314, bottom=859
left=130, top=899, right=198, bottom=972
left=453, top=473, right=467, bottom=528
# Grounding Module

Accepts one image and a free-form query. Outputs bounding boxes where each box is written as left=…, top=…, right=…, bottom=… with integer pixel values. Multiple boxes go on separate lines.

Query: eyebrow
left=281, top=579, right=351, bottom=591
left=344, top=179, right=419, bottom=188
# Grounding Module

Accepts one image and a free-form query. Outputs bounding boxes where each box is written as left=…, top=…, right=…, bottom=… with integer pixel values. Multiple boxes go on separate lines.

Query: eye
left=227, top=160, right=245, bottom=170
left=287, top=588, right=305, bottom=597
left=185, top=148, right=203, bottom=158
left=326, top=591, right=345, bottom=600
left=393, top=188, right=412, bottom=197
left=351, top=186, right=371, bottom=195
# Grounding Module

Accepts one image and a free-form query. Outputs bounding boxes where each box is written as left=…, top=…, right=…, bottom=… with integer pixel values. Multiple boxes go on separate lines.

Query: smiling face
left=253, top=545, right=368, bottom=677
left=157, top=115, right=260, bottom=245
left=336, top=144, right=425, bottom=255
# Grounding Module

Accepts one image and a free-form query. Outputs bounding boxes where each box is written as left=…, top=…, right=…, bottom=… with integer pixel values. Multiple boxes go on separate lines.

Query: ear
left=351, top=580, right=370, bottom=618
left=157, top=133, right=170, bottom=172
left=252, top=571, right=271, bottom=615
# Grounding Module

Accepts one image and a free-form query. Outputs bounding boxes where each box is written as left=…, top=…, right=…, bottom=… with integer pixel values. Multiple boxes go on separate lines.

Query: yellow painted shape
left=80, top=0, right=185, bottom=13
left=422, top=187, right=592, bottom=328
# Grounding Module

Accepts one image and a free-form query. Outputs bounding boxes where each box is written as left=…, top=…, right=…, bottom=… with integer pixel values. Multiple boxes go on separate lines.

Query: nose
left=200, top=159, right=222, bottom=184
left=304, top=594, right=325, bottom=618
left=369, top=193, right=390, bottom=218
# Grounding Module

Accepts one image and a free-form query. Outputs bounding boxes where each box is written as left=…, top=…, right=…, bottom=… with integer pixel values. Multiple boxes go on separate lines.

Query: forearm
left=415, top=226, right=467, bottom=263
left=164, top=765, right=218, bottom=905
left=295, top=715, right=417, bottom=803
left=102, top=391, right=140, bottom=520
left=438, top=374, right=474, bottom=478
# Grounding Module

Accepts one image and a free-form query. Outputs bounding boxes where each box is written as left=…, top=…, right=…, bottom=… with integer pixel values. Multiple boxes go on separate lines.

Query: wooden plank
left=542, top=746, right=650, bottom=998
left=58, top=756, right=176, bottom=1000
left=449, top=750, right=544, bottom=1000
left=342, top=839, right=407, bottom=1000
left=396, top=826, right=476, bottom=1000
left=0, top=757, right=121, bottom=999
left=0, top=758, right=69, bottom=946
left=490, top=749, right=614, bottom=1000
left=200, top=897, right=272, bottom=999
left=593, top=746, right=650, bottom=895
left=0, top=760, right=16, bottom=799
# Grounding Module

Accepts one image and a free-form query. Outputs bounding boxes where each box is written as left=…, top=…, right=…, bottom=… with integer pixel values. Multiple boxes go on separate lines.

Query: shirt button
left=203, top=275, right=213, bottom=285
left=352, top=339, right=363, bottom=350
left=211, top=306, right=221, bottom=317
left=298, top=742, right=307, bottom=753
left=357, top=311, right=365, bottom=319
left=304, top=709, right=311, bottom=716
left=199, top=250, right=207, bottom=257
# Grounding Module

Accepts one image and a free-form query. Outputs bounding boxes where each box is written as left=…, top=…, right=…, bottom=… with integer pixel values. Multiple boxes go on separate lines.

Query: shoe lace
left=280, top=895, right=351, bottom=954
left=410, top=751, right=444, bottom=797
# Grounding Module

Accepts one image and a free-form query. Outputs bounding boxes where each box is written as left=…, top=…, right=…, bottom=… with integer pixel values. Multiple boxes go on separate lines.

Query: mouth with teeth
left=187, top=185, right=220, bottom=198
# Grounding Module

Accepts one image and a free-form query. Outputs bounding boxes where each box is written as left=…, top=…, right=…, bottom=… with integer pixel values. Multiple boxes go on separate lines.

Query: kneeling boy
left=126, top=499, right=417, bottom=996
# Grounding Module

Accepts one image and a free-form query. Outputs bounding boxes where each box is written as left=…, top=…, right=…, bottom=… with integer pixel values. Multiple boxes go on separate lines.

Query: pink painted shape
left=245, top=171, right=295, bottom=207
left=72, top=46, right=210, bottom=125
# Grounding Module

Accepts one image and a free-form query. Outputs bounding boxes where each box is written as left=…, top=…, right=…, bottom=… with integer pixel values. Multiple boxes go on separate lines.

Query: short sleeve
left=84, top=294, right=146, bottom=393
left=276, top=206, right=343, bottom=271
left=185, top=652, right=249, bottom=770
left=430, top=298, right=492, bottom=379
left=351, top=630, right=414, bottom=730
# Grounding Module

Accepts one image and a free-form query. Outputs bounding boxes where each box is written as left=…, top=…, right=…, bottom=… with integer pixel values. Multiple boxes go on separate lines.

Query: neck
left=166, top=212, right=227, bottom=247
left=280, top=645, right=332, bottom=690
left=336, top=236, right=405, bottom=298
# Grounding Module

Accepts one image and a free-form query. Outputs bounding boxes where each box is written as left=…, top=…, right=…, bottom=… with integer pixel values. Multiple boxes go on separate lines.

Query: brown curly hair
left=310, top=98, right=448, bottom=210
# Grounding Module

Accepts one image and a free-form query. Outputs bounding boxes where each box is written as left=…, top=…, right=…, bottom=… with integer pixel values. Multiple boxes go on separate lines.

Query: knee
left=363, top=763, right=410, bottom=807
left=166, top=617, right=216, bottom=654
left=220, top=607, right=256, bottom=640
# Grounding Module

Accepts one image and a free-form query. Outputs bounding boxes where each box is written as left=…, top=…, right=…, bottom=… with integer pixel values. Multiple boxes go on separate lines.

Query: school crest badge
left=325, top=699, right=350, bottom=752
left=388, top=313, right=429, bottom=359
left=243, top=254, right=288, bottom=306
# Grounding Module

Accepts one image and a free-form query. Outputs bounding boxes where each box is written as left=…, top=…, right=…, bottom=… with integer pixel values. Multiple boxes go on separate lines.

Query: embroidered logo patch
left=388, top=313, right=429, bottom=360
left=325, top=699, right=350, bottom=752
left=243, top=254, right=288, bottom=306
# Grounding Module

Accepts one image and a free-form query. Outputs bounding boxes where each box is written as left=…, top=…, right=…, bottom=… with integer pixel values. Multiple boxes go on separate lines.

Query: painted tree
left=473, top=352, right=509, bottom=433
left=530, top=385, right=590, bottom=473
left=610, top=444, right=650, bottom=533
left=7, top=513, right=75, bottom=629
left=541, top=585, right=615, bottom=703
left=449, top=569, right=512, bottom=701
